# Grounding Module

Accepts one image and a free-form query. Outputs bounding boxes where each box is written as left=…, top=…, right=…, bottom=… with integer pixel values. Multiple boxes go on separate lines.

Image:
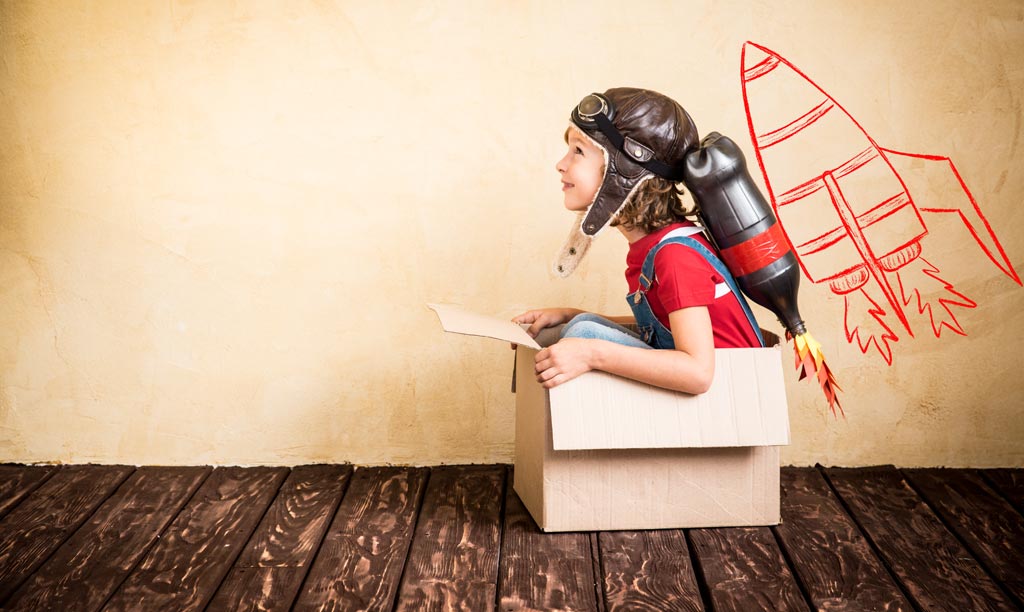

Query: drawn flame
left=895, top=257, right=976, bottom=337
left=844, top=287, right=899, bottom=365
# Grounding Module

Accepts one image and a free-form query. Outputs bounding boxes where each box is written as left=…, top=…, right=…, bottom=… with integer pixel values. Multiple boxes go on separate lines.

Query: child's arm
left=533, top=306, right=715, bottom=394
left=513, top=308, right=635, bottom=337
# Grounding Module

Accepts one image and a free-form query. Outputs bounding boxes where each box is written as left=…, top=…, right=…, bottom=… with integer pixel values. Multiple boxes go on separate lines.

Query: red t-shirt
left=625, top=222, right=762, bottom=349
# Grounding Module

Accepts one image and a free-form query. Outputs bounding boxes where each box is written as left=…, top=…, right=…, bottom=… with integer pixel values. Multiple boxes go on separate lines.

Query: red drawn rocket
left=740, top=41, right=1021, bottom=365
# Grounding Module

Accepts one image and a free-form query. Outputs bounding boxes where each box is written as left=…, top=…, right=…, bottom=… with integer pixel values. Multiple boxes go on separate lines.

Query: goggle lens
left=576, top=94, right=608, bottom=122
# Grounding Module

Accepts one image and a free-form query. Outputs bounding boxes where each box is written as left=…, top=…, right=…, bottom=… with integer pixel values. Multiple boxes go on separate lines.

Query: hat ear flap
left=552, top=212, right=593, bottom=277
left=553, top=175, right=656, bottom=278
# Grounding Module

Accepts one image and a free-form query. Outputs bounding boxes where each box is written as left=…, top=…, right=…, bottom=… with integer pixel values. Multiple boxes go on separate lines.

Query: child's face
left=556, top=126, right=605, bottom=212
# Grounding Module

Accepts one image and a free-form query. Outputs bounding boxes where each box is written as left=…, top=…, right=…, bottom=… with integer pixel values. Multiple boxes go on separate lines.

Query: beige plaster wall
left=1, top=1, right=1021, bottom=467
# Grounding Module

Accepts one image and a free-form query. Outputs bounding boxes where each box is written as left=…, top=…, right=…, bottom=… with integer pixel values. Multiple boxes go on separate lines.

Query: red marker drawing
left=740, top=41, right=1021, bottom=364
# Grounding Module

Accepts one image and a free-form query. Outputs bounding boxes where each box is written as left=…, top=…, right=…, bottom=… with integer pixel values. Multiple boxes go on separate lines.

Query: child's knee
left=561, top=319, right=608, bottom=340
left=561, top=313, right=602, bottom=338
left=566, top=312, right=604, bottom=327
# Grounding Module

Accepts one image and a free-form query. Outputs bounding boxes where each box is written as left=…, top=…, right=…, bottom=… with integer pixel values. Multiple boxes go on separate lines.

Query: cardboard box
left=428, top=303, right=790, bottom=532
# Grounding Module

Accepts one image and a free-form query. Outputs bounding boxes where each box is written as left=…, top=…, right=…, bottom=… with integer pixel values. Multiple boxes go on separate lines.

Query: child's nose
left=555, top=154, right=568, bottom=173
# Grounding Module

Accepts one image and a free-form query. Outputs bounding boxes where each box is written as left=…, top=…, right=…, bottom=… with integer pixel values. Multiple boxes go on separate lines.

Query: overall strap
left=638, top=226, right=729, bottom=298
left=638, top=229, right=765, bottom=348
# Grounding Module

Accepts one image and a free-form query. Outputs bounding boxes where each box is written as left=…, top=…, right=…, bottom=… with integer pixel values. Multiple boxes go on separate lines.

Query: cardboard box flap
left=428, top=304, right=791, bottom=450
left=427, top=303, right=541, bottom=350
left=548, top=346, right=790, bottom=450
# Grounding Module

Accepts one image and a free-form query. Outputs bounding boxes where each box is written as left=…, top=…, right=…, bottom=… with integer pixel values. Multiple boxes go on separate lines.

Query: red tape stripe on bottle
left=719, top=222, right=790, bottom=277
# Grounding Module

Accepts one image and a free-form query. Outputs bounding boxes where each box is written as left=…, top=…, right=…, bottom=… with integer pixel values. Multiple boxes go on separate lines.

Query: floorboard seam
left=493, top=465, right=509, bottom=612
left=200, top=467, right=293, bottom=612
left=978, top=469, right=1024, bottom=517
left=899, top=468, right=1024, bottom=611
left=0, top=465, right=136, bottom=608
left=96, top=466, right=214, bottom=612
left=682, top=529, right=713, bottom=612
left=388, top=465, right=433, bottom=612
left=286, top=464, right=355, bottom=612
left=589, top=532, right=607, bottom=612
left=818, top=466, right=924, bottom=612
left=768, top=524, right=814, bottom=611
left=0, top=465, right=59, bottom=523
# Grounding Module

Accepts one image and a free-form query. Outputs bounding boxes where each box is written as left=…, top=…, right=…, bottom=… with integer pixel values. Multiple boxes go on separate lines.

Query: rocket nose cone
left=742, top=41, right=774, bottom=72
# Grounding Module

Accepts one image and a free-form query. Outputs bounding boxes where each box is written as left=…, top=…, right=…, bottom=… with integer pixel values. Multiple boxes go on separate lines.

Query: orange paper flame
left=788, top=332, right=843, bottom=417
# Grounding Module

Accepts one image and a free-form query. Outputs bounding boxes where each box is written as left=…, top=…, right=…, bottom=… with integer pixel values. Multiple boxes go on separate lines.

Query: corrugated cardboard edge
left=513, top=346, right=548, bottom=527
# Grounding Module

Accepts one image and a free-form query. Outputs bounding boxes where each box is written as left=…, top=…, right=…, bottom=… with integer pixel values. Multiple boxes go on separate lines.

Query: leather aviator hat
left=554, top=87, right=699, bottom=277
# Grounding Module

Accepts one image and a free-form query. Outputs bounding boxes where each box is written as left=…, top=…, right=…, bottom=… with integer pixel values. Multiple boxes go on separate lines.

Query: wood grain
left=0, top=463, right=1017, bottom=610
left=207, top=464, right=353, bottom=612
left=774, top=467, right=912, bottom=611
left=0, top=464, right=134, bottom=603
left=599, top=529, right=703, bottom=612
left=102, top=466, right=288, bottom=612
left=207, top=566, right=306, bottom=611
left=497, top=473, right=599, bottom=612
left=4, top=466, right=209, bottom=612
left=0, top=465, right=57, bottom=521
left=904, top=468, right=1024, bottom=605
left=394, top=465, right=506, bottom=612
left=293, top=465, right=429, bottom=612
left=688, top=527, right=808, bottom=612
left=826, top=466, right=1017, bottom=611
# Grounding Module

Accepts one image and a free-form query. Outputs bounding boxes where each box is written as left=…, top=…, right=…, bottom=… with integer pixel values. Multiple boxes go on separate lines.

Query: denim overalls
left=626, top=225, right=765, bottom=349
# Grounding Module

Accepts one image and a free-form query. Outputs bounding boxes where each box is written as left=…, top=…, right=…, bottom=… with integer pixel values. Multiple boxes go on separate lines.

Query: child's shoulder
left=648, top=222, right=705, bottom=253
left=651, top=224, right=718, bottom=272
left=627, top=221, right=710, bottom=270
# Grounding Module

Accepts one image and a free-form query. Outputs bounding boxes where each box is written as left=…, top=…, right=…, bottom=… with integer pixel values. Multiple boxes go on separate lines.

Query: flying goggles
left=571, top=93, right=687, bottom=182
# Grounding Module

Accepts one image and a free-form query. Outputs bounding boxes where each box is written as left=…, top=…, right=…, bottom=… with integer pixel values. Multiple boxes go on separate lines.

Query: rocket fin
left=882, top=148, right=1021, bottom=286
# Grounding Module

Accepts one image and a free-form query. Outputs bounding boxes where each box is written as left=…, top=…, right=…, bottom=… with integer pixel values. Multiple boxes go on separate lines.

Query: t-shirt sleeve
left=653, top=243, right=724, bottom=312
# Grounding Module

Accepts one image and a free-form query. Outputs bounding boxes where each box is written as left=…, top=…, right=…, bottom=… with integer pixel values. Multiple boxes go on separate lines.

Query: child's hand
left=512, top=308, right=583, bottom=338
left=534, top=338, right=595, bottom=388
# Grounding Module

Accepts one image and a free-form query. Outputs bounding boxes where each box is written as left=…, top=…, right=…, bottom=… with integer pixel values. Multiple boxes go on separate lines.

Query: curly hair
left=610, top=176, right=698, bottom=234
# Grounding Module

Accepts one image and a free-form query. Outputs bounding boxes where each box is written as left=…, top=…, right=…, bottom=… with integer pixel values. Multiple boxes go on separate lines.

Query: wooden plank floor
left=0, top=465, right=1021, bottom=612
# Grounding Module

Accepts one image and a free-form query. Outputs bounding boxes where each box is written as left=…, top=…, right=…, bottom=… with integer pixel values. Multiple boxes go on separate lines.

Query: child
left=514, top=88, right=762, bottom=394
